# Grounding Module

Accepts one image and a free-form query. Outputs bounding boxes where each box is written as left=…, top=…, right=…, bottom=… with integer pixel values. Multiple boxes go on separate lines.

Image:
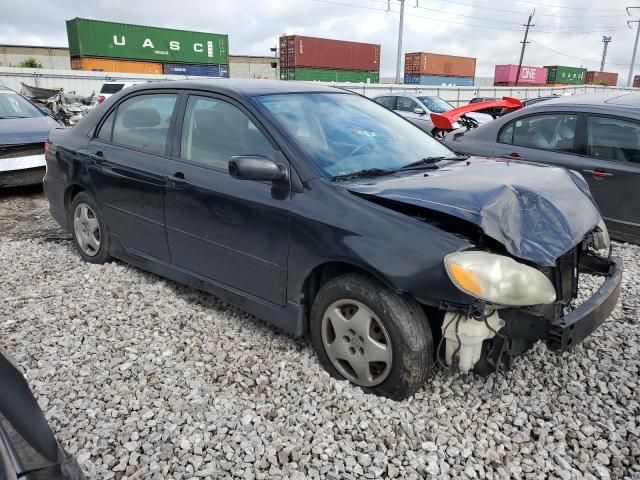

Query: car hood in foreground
left=347, top=157, right=601, bottom=266
left=0, top=116, right=60, bottom=145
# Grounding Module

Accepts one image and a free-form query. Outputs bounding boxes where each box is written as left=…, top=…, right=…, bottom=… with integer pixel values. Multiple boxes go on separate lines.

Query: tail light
left=44, top=137, right=51, bottom=155
left=97, top=95, right=106, bottom=104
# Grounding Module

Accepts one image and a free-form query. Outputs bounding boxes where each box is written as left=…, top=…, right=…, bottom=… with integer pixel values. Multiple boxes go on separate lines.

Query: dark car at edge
left=0, top=350, right=84, bottom=479
left=445, top=91, right=640, bottom=244
left=43, top=80, right=621, bottom=399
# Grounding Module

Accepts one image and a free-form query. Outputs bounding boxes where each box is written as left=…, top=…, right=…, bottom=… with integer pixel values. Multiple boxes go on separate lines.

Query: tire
left=69, top=191, right=111, bottom=264
left=310, top=273, right=434, bottom=400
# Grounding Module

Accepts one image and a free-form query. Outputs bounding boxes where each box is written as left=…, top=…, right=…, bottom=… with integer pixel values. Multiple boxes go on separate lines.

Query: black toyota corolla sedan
left=43, top=80, right=621, bottom=399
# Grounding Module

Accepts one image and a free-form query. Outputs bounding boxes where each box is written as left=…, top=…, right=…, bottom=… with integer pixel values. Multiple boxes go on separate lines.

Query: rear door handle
left=583, top=169, right=613, bottom=179
left=166, top=172, right=190, bottom=188
left=88, top=151, right=105, bottom=163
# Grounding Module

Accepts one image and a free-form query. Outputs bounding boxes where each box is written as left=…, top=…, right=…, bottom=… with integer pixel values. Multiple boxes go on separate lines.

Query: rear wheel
left=310, top=273, right=434, bottom=399
left=69, top=192, right=111, bottom=264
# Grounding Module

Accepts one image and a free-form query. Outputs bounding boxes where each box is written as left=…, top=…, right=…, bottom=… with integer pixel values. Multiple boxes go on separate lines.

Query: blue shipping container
left=403, top=75, right=419, bottom=84
left=163, top=63, right=229, bottom=77
left=415, top=75, right=474, bottom=86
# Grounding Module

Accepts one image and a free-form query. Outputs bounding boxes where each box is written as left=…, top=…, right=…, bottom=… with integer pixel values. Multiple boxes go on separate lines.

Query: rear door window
left=498, top=113, right=577, bottom=152
left=179, top=95, right=275, bottom=170
left=587, top=115, right=640, bottom=163
left=111, top=94, right=177, bottom=154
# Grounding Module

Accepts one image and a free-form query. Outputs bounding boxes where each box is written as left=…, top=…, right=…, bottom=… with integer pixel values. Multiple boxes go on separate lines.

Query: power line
left=529, top=38, right=631, bottom=65
left=506, top=0, right=628, bottom=12
left=424, top=0, right=628, bottom=18
left=308, top=0, right=629, bottom=34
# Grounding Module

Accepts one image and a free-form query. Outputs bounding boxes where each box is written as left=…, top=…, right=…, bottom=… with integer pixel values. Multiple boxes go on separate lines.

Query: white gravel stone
left=1, top=191, right=639, bottom=479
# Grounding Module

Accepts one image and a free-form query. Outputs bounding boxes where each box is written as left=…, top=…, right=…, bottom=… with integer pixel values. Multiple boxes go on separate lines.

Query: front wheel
left=310, top=273, right=434, bottom=399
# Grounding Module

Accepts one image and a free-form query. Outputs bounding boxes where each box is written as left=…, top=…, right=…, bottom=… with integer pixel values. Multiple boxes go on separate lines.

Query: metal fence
left=329, top=83, right=636, bottom=105
left=0, top=66, right=635, bottom=104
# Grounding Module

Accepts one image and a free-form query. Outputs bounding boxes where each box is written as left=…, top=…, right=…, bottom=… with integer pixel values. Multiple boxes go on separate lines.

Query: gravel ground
left=1, top=188, right=639, bottom=480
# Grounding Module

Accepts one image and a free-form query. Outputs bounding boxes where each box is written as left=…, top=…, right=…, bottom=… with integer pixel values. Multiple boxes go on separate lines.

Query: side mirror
left=413, top=107, right=426, bottom=115
left=228, top=155, right=287, bottom=182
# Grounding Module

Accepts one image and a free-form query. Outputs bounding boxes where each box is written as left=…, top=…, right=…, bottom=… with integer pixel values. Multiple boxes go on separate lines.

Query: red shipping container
left=494, top=64, right=548, bottom=85
left=586, top=71, right=619, bottom=86
left=635, top=75, right=640, bottom=88
left=279, top=35, right=380, bottom=72
left=403, top=52, right=476, bottom=77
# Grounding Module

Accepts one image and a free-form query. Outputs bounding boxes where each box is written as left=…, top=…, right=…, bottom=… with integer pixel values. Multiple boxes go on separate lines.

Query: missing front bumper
left=464, top=254, right=623, bottom=375
left=547, top=255, right=622, bottom=351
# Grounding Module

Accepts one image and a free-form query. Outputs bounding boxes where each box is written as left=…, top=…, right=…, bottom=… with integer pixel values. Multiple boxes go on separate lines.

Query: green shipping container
left=280, top=67, right=379, bottom=83
left=66, top=18, right=228, bottom=65
left=545, top=65, right=587, bottom=85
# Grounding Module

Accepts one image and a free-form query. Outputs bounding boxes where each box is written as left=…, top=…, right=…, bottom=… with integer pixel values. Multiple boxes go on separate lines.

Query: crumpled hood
left=0, top=116, right=60, bottom=145
left=347, top=157, right=601, bottom=266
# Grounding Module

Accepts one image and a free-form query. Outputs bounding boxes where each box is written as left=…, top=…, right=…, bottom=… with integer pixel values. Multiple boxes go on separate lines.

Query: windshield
left=0, top=91, right=43, bottom=118
left=256, top=93, right=454, bottom=178
left=417, top=96, right=453, bottom=114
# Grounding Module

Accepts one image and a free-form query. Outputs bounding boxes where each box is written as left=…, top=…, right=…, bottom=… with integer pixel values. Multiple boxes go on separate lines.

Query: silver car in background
left=373, top=92, right=493, bottom=136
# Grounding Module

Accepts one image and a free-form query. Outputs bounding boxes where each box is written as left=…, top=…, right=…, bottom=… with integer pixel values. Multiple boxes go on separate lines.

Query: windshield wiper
left=0, top=115, right=30, bottom=119
left=331, top=168, right=396, bottom=181
left=398, top=155, right=469, bottom=170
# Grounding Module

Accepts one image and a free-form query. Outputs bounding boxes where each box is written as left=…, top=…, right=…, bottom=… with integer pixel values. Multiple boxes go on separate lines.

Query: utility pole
left=600, top=36, right=612, bottom=72
left=515, top=11, right=535, bottom=87
left=395, top=0, right=406, bottom=84
left=627, top=8, right=640, bottom=87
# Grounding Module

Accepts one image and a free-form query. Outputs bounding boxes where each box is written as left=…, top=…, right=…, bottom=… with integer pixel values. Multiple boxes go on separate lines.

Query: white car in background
left=373, top=92, right=493, bottom=136
left=97, top=81, right=144, bottom=104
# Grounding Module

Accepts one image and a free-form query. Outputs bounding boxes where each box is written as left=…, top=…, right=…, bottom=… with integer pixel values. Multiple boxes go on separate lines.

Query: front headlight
left=444, top=251, right=557, bottom=306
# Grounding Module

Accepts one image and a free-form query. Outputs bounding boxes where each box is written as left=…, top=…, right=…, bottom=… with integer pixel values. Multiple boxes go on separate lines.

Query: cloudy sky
left=1, top=0, right=637, bottom=80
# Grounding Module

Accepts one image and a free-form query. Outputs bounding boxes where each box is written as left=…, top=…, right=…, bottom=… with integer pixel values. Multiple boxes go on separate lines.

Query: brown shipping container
left=635, top=75, right=640, bottom=88
left=404, top=52, right=476, bottom=78
left=71, top=57, right=163, bottom=74
left=586, top=71, right=619, bottom=86
left=279, top=35, right=380, bottom=71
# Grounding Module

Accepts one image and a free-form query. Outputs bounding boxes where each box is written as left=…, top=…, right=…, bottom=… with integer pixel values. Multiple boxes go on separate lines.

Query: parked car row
left=41, top=79, right=621, bottom=400
left=373, top=93, right=493, bottom=135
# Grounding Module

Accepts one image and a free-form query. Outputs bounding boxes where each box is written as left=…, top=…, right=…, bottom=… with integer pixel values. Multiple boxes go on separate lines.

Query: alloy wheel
left=73, top=203, right=101, bottom=257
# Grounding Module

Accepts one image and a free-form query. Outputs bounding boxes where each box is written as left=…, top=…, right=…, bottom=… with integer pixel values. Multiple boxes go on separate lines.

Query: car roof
left=526, top=91, right=640, bottom=109
left=126, top=79, right=345, bottom=96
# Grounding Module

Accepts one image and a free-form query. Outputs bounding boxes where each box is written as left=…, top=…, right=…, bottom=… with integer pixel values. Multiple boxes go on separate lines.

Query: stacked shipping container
left=545, top=65, right=587, bottom=85
left=586, top=71, right=618, bottom=86
left=66, top=18, right=229, bottom=77
left=493, top=64, right=547, bottom=86
left=404, top=52, right=475, bottom=85
left=634, top=75, right=640, bottom=88
left=279, top=35, right=380, bottom=82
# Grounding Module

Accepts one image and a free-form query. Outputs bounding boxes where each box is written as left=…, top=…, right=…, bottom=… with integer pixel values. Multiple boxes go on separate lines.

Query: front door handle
left=166, top=172, right=190, bottom=188
left=583, top=168, right=613, bottom=179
